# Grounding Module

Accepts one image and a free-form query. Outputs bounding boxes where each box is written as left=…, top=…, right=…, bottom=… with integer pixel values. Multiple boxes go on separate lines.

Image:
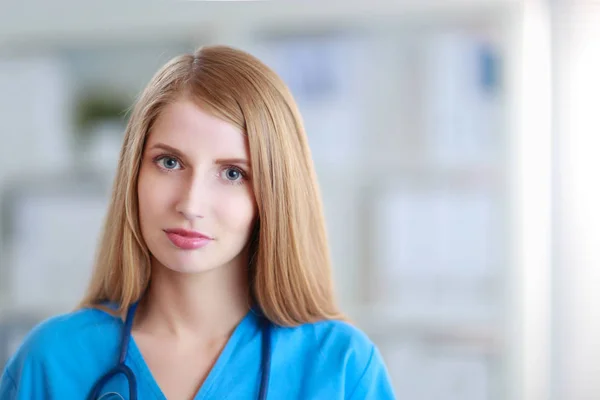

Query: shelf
left=348, top=304, right=502, bottom=352
left=0, top=1, right=516, bottom=46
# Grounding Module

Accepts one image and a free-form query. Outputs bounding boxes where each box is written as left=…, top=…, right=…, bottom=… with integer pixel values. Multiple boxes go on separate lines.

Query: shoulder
left=2, top=307, right=120, bottom=385
left=276, top=318, right=374, bottom=362
left=273, top=318, right=396, bottom=398
left=13, top=306, right=119, bottom=357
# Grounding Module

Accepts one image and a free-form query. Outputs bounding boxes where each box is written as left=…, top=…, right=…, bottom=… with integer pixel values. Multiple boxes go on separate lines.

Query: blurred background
left=0, top=0, right=599, bottom=399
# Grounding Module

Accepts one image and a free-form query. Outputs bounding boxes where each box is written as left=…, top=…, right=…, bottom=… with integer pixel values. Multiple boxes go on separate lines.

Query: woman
left=0, top=45, right=395, bottom=399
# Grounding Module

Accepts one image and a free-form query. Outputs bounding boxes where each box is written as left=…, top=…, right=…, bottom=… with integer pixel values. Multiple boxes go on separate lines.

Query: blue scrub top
left=0, top=306, right=396, bottom=399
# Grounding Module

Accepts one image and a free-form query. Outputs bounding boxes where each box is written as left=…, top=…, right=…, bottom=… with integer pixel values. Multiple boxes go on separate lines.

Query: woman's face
left=137, top=98, right=256, bottom=274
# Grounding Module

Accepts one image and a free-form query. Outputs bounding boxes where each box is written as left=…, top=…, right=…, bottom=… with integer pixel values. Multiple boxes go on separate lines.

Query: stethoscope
left=87, top=302, right=272, bottom=400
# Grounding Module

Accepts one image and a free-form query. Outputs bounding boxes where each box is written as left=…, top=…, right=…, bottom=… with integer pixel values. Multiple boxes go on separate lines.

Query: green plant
left=74, top=91, right=130, bottom=140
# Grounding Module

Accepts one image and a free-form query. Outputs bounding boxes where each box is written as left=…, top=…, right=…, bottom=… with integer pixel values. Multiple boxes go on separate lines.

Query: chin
left=160, top=254, right=219, bottom=274
left=166, top=264, right=213, bottom=274
left=148, top=236, right=209, bottom=270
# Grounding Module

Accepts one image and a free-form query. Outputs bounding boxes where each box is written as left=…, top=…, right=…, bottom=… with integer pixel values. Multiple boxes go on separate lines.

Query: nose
left=174, top=176, right=208, bottom=220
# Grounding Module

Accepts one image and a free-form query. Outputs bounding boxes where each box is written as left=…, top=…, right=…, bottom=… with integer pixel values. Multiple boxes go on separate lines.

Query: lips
left=164, top=228, right=213, bottom=250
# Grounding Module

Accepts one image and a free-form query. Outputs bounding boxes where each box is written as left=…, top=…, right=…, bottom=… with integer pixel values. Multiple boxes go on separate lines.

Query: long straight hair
left=78, top=45, right=344, bottom=326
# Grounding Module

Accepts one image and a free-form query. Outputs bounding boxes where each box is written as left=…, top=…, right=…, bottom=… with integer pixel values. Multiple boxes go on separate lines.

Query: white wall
left=552, top=2, right=600, bottom=399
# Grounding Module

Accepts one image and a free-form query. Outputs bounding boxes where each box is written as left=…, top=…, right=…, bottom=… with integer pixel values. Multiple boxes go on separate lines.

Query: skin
left=132, top=98, right=257, bottom=399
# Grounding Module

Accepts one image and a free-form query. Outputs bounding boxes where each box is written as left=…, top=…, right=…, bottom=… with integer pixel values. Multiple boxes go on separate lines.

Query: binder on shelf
left=380, top=338, right=493, bottom=400
left=421, top=31, right=503, bottom=168
left=1, top=174, right=109, bottom=313
left=370, top=185, right=500, bottom=312
left=249, top=34, right=370, bottom=170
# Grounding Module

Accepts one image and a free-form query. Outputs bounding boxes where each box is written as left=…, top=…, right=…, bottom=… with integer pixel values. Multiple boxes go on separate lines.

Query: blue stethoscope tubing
left=87, top=302, right=272, bottom=400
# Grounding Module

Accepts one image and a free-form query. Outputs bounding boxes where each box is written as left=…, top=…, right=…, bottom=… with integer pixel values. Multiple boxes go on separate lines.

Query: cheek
left=137, top=169, right=171, bottom=223
left=215, top=189, right=256, bottom=234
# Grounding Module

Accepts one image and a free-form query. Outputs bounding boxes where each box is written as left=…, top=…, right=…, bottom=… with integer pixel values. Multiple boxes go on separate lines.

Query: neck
left=134, top=258, right=251, bottom=341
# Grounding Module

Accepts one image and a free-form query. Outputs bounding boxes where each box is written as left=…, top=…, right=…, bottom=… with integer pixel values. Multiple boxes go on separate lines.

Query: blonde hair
left=78, top=45, right=344, bottom=326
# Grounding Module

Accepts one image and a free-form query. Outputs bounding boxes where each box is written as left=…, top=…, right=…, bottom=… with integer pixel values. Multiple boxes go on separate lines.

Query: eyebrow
left=148, top=143, right=250, bottom=167
left=215, top=158, right=250, bottom=167
left=149, top=143, right=185, bottom=159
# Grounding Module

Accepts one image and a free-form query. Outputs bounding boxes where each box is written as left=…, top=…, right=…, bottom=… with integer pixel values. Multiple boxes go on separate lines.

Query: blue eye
left=157, top=156, right=181, bottom=170
left=221, top=167, right=244, bottom=183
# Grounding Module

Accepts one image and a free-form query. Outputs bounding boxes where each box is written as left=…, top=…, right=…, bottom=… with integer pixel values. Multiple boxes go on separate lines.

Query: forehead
left=147, top=99, right=247, bottom=157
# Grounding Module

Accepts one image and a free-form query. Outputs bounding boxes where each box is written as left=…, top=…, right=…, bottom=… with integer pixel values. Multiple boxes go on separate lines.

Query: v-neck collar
left=126, top=310, right=260, bottom=399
